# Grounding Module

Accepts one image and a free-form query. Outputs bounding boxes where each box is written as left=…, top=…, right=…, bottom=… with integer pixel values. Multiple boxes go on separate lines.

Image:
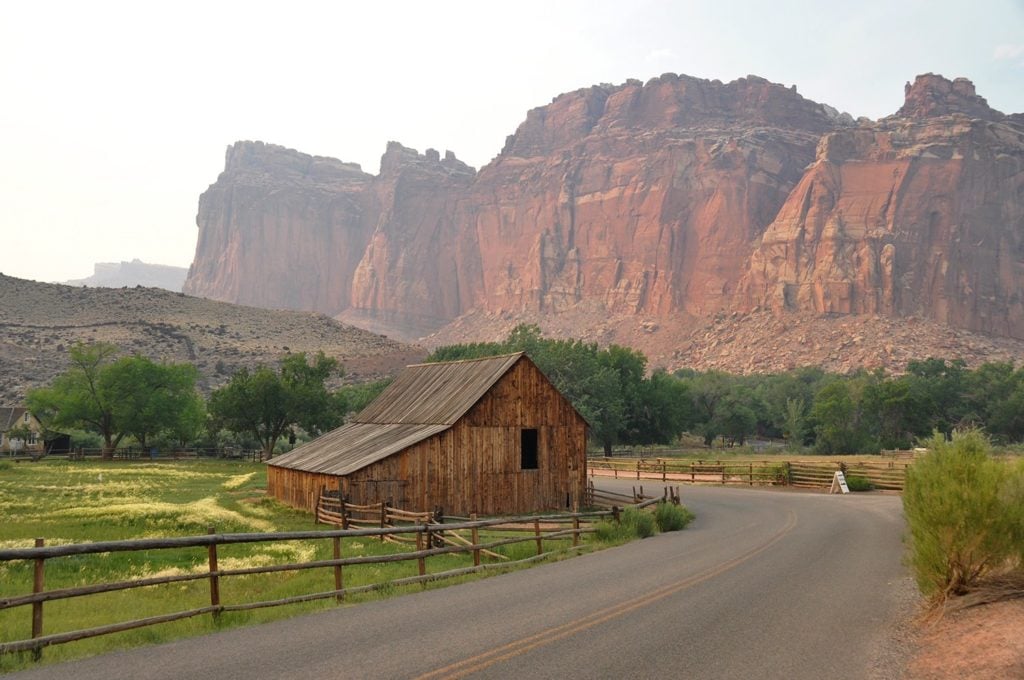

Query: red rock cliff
left=184, top=73, right=1024, bottom=345
left=737, top=74, right=1024, bottom=337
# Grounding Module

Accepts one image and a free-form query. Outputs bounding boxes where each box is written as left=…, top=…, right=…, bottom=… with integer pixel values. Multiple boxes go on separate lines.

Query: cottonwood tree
left=27, top=343, right=202, bottom=457
left=208, top=352, right=342, bottom=457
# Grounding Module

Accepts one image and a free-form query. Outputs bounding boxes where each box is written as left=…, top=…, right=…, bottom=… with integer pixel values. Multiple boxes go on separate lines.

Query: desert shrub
left=624, top=507, right=657, bottom=538
left=845, top=475, right=874, bottom=492
left=654, top=501, right=695, bottom=532
left=903, top=429, right=1024, bottom=602
left=594, top=507, right=658, bottom=542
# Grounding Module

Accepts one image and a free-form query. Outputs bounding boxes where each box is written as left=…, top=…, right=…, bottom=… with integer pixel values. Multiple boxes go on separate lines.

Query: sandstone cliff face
left=184, top=141, right=375, bottom=313
left=342, top=143, right=476, bottom=337
left=184, top=73, right=1024, bottom=353
left=188, top=75, right=843, bottom=335
left=737, top=74, right=1024, bottom=338
left=461, top=74, right=838, bottom=320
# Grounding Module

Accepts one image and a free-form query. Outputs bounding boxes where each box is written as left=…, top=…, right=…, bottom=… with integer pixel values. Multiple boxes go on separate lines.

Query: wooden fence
left=8, top=447, right=267, bottom=463
left=588, top=457, right=914, bottom=491
left=1, top=502, right=672, bottom=660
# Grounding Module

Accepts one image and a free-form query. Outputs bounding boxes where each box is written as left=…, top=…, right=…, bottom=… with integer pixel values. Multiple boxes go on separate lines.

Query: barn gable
left=267, top=353, right=588, bottom=515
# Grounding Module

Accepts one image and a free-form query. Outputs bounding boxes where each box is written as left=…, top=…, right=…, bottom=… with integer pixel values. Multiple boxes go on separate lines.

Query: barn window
left=520, top=428, right=539, bottom=470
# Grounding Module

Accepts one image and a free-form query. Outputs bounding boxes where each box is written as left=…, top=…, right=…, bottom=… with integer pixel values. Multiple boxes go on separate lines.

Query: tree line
left=430, top=327, right=1024, bottom=453
left=25, top=333, right=1024, bottom=458
left=26, top=343, right=387, bottom=458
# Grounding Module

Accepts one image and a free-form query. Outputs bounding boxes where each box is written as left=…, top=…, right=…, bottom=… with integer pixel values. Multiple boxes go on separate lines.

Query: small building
left=267, top=353, right=588, bottom=516
left=0, top=407, right=44, bottom=454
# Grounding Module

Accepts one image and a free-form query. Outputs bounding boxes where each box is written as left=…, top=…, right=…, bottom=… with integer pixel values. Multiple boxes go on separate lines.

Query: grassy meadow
left=0, top=460, right=577, bottom=671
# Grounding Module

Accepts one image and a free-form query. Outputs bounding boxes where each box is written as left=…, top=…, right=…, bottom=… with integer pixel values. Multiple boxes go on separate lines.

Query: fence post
left=785, top=461, right=792, bottom=486
left=333, top=536, right=344, bottom=602
left=749, top=463, right=753, bottom=486
left=612, top=506, right=621, bottom=524
left=469, top=513, right=481, bottom=566
left=636, top=460, right=641, bottom=480
left=572, top=515, right=580, bottom=547
left=379, top=501, right=386, bottom=542
left=534, top=519, right=543, bottom=555
left=340, top=499, right=349, bottom=530
left=415, top=525, right=426, bottom=577
left=31, top=538, right=45, bottom=660
left=207, top=527, right=221, bottom=620
left=662, top=460, right=667, bottom=482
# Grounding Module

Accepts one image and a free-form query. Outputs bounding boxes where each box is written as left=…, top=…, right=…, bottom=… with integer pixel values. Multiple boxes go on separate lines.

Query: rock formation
left=184, top=73, right=1024, bottom=365
left=736, top=74, right=1024, bottom=338
left=64, top=259, right=188, bottom=291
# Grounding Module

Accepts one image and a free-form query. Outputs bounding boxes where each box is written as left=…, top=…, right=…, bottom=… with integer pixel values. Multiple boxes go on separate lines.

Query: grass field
left=0, top=460, right=580, bottom=672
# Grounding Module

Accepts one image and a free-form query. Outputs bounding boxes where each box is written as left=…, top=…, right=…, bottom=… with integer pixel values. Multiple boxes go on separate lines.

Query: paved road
left=9, top=483, right=911, bottom=680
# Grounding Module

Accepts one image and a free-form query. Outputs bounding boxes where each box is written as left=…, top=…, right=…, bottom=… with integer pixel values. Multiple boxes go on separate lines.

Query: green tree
left=810, top=379, right=877, bottom=454
left=27, top=342, right=123, bottom=457
left=711, top=394, right=757, bottom=446
left=208, top=352, right=342, bottom=456
left=627, top=370, right=693, bottom=445
left=335, top=379, right=392, bottom=417
left=103, top=357, right=202, bottom=449
left=782, top=397, right=806, bottom=451
left=26, top=343, right=203, bottom=457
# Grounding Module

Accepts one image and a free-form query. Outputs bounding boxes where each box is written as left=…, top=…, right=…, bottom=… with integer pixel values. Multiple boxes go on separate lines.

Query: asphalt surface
left=7, top=482, right=910, bottom=680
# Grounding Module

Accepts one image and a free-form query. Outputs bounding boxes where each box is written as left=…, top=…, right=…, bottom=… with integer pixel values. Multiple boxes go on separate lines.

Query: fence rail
left=7, top=447, right=267, bottom=463
left=2, top=500, right=676, bottom=659
left=587, top=456, right=914, bottom=491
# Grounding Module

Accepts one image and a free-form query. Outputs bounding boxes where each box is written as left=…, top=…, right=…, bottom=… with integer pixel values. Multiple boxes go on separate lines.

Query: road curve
left=8, top=483, right=911, bottom=680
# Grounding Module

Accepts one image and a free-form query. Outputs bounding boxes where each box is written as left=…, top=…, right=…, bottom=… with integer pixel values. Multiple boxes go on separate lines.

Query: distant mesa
left=63, top=259, right=188, bottom=292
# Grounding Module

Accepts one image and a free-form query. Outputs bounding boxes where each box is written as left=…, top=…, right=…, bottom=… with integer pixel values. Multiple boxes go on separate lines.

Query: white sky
left=2, top=0, right=1023, bottom=283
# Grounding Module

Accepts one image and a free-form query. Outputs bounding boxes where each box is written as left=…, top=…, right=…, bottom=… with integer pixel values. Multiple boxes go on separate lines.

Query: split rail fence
left=587, top=457, right=913, bottom=491
left=0, top=488, right=675, bottom=662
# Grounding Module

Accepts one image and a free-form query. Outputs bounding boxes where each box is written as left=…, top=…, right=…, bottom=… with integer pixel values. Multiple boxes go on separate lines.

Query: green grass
left=0, top=460, right=586, bottom=671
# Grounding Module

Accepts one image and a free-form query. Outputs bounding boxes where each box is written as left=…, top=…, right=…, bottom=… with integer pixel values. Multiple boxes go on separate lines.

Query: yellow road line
left=415, top=510, right=798, bottom=679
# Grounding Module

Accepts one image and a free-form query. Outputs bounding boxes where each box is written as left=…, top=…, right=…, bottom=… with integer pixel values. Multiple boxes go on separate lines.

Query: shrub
left=903, top=429, right=1024, bottom=602
left=594, top=517, right=632, bottom=543
left=594, top=507, right=658, bottom=543
left=624, top=507, right=657, bottom=538
left=654, top=501, right=695, bottom=532
left=844, top=475, right=874, bottom=492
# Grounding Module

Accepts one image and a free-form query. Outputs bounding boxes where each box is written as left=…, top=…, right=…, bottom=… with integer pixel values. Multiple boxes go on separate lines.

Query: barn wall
left=343, top=358, right=588, bottom=515
left=267, top=465, right=338, bottom=513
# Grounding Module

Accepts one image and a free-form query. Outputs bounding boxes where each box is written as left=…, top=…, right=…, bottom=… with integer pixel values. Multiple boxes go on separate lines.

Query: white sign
left=830, top=471, right=850, bottom=494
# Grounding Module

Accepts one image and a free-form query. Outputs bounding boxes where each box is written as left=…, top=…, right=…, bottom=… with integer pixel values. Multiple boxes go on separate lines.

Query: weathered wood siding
left=268, top=357, right=587, bottom=515
left=267, top=467, right=337, bottom=512
left=343, top=358, right=587, bottom=516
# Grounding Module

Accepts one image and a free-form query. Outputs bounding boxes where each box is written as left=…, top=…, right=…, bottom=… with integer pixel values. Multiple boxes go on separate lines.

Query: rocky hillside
left=0, top=274, right=423, bottom=404
left=183, top=73, right=1024, bottom=371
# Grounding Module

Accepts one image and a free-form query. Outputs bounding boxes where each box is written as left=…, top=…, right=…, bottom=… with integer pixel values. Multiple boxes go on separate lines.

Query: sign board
left=830, top=471, right=850, bottom=494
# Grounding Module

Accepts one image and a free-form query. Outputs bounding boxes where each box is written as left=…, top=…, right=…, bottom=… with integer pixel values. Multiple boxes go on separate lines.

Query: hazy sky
left=2, top=0, right=1023, bottom=283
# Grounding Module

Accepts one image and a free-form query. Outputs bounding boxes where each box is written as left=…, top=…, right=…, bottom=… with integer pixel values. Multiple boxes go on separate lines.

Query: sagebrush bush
left=903, top=429, right=1024, bottom=602
left=654, top=501, right=695, bottom=532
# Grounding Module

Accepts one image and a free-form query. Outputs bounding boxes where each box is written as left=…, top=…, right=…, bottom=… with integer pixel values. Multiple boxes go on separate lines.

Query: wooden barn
left=267, top=353, right=588, bottom=516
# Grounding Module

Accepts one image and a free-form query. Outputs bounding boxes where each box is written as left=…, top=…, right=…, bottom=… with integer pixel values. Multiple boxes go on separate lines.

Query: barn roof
left=268, top=353, right=526, bottom=475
